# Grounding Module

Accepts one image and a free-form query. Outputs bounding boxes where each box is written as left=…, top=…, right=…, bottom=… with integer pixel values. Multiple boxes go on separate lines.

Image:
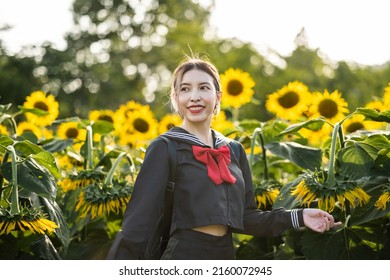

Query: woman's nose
left=190, top=89, right=201, bottom=101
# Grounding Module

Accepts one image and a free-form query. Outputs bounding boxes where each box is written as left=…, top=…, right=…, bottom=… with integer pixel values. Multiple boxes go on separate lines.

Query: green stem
left=343, top=215, right=351, bottom=259
left=8, top=118, right=18, bottom=138
left=259, top=132, right=269, bottom=181
left=338, top=122, right=346, bottom=149
left=326, top=122, right=340, bottom=188
left=104, top=152, right=127, bottom=185
left=232, top=107, right=240, bottom=123
left=249, top=128, right=261, bottom=169
left=86, top=125, right=94, bottom=170
left=0, top=152, right=9, bottom=198
left=7, top=145, right=20, bottom=215
left=250, top=127, right=269, bottom=181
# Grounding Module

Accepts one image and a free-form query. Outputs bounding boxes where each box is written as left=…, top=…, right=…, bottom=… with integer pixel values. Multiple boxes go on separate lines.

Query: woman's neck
left=181, top=123, right=213, bottom=147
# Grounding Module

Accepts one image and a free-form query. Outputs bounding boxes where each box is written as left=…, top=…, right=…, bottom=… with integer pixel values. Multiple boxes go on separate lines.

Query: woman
left=107, top=56, right=341, bottom=260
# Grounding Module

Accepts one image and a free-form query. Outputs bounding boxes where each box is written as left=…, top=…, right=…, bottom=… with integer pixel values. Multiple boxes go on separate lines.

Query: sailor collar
left=161, top=126, right=230, bottom=148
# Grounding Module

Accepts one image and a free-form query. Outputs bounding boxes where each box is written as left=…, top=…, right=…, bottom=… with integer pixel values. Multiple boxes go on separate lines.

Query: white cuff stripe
left=291, top=209, right=300, bottom=228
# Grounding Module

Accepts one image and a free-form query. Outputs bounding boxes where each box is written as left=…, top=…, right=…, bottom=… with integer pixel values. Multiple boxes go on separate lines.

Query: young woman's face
left=175, top=69, right=221, bottom=127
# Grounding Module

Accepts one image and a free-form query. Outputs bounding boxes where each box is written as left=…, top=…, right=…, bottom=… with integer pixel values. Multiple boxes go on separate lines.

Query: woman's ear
left=217, top=90, right=222, bottom=101
left=214, top=91, right=222, bottom=115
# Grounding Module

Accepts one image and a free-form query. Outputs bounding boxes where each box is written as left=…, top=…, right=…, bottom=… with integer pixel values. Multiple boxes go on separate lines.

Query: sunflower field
left=1, top=68, right=390, bottom=260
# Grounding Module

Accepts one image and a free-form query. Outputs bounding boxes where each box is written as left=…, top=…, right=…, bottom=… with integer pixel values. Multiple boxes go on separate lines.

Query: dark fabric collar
left=161, top=126, right=231, bottom=148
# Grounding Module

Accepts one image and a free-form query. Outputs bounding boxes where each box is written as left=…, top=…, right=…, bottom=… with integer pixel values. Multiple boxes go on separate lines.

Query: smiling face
left=175, top=69, right=221, bottom=129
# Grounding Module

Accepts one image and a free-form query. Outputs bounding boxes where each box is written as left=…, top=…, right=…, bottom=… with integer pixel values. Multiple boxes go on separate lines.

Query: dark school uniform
left=107, top=127, right=304, bottom=260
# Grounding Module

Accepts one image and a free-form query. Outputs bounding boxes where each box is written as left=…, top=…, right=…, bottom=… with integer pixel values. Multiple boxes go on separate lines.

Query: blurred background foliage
left=1, top=0, right=389, bottom=122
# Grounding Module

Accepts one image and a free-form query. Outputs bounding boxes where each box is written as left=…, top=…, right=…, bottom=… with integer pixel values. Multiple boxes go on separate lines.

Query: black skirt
left=161, top=229, right=234, bottom=260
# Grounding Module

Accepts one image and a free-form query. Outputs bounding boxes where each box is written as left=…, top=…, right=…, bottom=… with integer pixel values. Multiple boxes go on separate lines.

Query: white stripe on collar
left=164, top=129, right=226, bottom=147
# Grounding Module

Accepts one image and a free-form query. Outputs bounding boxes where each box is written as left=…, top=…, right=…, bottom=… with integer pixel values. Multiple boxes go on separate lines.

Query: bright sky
left=0, top=0, right=389, bottom=66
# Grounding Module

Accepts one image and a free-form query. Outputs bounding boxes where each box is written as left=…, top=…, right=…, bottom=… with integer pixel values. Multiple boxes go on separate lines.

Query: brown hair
left=170, top=56, right=221, bottom=114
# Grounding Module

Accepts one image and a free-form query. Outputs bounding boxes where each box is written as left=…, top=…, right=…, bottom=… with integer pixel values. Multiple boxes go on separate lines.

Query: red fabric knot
left=192, top=145, right=236, bottom=185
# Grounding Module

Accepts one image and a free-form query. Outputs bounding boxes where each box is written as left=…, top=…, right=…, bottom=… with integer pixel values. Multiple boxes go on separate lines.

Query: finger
left=332, top=221, right=343, bottom=228
left=321, top=216, right=329, bottom=230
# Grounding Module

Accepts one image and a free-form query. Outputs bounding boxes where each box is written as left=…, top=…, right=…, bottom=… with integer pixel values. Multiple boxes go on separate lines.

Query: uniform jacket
left=107, top=127, right=304, bottom=259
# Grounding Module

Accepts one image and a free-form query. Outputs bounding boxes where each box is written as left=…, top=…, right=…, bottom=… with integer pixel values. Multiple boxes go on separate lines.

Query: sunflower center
left=66, top=128, right=79, bottom=138
left=318, top=99, right=338, bottom=119
left=278, top=91, right=299, bottom=108
left=133, top=118, right=149, bottom=133
left=98, top=115, right=113, bottom=123
left=227, top=80, right=243, bottom=96
left=167, top=123, right=175, bottom=130
left=346, top=122, right=364, bottom=133
left=34, top=101, right=49, bottom=112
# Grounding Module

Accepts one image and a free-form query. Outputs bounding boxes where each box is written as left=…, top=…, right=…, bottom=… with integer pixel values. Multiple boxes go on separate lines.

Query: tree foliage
left=0, top=0, right=389, bottom=120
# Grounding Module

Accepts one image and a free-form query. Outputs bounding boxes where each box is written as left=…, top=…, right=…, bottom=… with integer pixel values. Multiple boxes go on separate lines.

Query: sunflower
left=89, top=109, right=115, bottom=124
left=117, top=130, right=139, bottom=148
left=158, top=113, right=182, bottom=134
left=383, top=82, right=390, bottom=107
left=60, top=170, right=105, bottom=192
left=75, top=181, right=132, bottom=219
left=220, top=68, right=255, bottom=108
left=23, top=91, right=59, bottom=127
left=255, top=188, right=280, bottom=209
left=343, top=114, right=383, bottom=134
left=17, top=121, right=43, bottom=138
left=299, top=125, right=333, bottom=147
left=89, top=109, right=116, bottom=142
left=375, top=192, right=390, bottom=210
left=0, top=207, right=58, bottom=235
left=57, top=121, right=87, bottom=151
left=211, top=110, right=235, bottom=136
left=0, top=124, right=9, bottom=136
left=265, top=81, right=311, bottom=121
left=308, top=89, right=349, bottom=124
left=114, top=100, right=144, bottom=132
left=291, top=171, right=370, bottom=212
left=56, top=153, right=83, bottom=172
left=124, top=106, right=158, bottom=141
left=365, top=99, right=385, bottom=113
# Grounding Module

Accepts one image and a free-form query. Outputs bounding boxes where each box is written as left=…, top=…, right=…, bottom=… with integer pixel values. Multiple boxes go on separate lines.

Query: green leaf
left=14, top=140, right=44, bottom=156
left=273, top=177, right=301, bottom=209
left=349, top=177, right=390, bottom=226
left=41, top=138, right=74, bottom=153
left=354, top=108, right=390, bottom=123
left=236, top=119, right=261, bottom=134
left=262, top=121, right=289, bottom=143
left=40, top=197, right=71, bottom=251
left=338, top=142, right=376, bottom=179
left=301, top=229, right=346, bottom=259
left=301, top=226, right=384, bottom=259
left=30, top=235, right=62, bottom=260
left=265, top=141, right=322, bottom=170
left=278, top=117, right=326, bottom=136
left=91, top=120, right=114, bottom=135
left=32, top=152, right=62, bottom=179
left=0, top=113, right=13, bottom=124
left=363, top=134, right=390, bottom=150
left=0, top=135, right=14, bottom=153
left=1, top=159, right=57, bottom=200
left=0, top=103, right=12, bottom=113
left=18, top=105, right=49, bottom=116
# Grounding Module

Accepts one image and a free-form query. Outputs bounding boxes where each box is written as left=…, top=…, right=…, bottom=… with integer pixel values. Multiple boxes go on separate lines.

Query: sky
left=0, top=0, right=389, bottom=66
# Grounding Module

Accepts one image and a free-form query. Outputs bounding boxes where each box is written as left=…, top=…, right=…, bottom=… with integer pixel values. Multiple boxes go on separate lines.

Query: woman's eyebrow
left=180, top=81, right=211, bottom=86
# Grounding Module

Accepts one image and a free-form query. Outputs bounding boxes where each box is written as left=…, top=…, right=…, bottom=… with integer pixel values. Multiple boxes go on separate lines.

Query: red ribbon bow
left=192, top=145, right=236, bottom=185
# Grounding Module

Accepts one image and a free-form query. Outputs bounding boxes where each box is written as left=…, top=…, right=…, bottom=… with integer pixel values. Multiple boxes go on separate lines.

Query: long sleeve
left=107, top=138, right=170, bottom=259
left=233, top=143, right=304, bottom=237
